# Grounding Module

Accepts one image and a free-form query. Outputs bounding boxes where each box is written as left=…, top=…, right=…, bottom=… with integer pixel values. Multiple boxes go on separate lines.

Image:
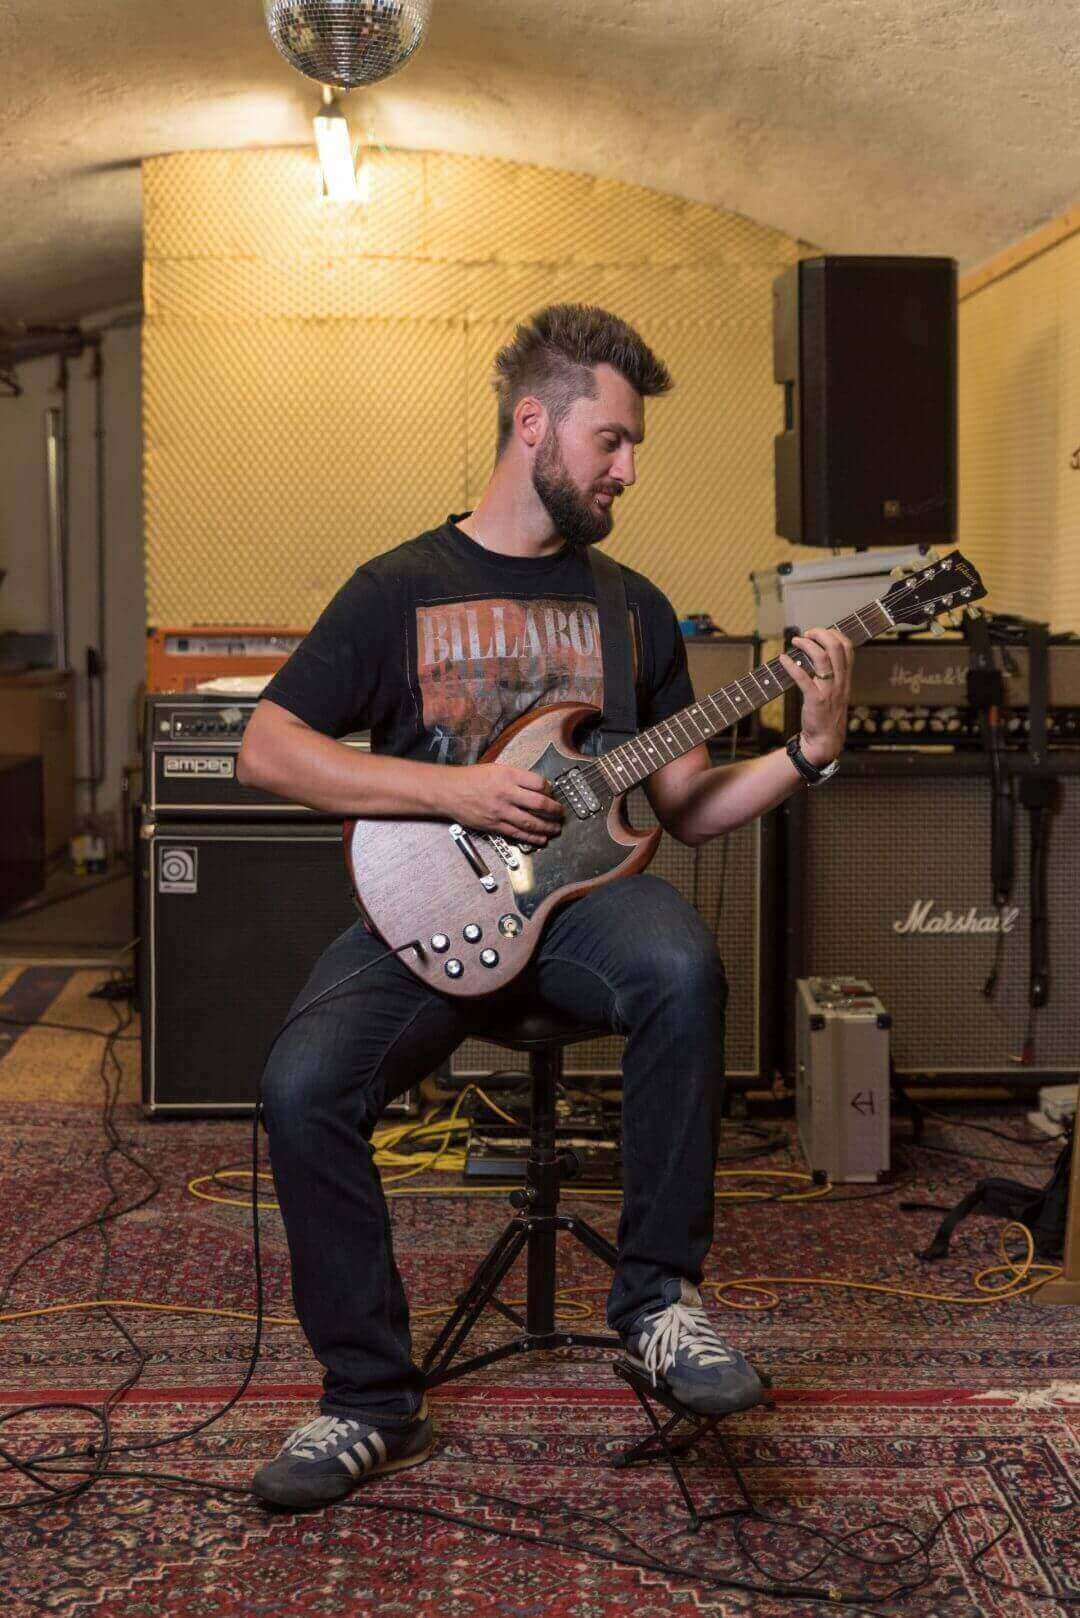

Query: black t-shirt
left=262, top=513, right=695, bottom=767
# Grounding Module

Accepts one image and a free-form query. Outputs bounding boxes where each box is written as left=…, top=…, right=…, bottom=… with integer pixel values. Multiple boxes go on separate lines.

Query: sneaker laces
left=640, top=1300, right=737, bottom=1388
left=281, top=1414, right=359, bottom=1460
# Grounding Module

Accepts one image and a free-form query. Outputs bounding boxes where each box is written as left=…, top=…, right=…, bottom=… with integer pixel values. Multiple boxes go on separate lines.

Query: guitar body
left=343, top=702, right=661, bottom=998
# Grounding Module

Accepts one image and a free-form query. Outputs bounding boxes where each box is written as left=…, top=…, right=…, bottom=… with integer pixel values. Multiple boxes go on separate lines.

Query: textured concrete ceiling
left=1, top=0, right=1077, bottom=327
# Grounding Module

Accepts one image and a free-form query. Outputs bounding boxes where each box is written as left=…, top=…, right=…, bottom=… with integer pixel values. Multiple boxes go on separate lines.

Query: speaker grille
left=143, top=824, right=359, bottom=1111
left=792, top=770, right=1080, bottom=1073
left=451, top=787, right=769, bottom=1081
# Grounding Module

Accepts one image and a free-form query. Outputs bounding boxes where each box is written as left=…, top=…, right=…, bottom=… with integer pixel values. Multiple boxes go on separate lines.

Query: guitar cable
left=0, top=939, right=421, bottom=1508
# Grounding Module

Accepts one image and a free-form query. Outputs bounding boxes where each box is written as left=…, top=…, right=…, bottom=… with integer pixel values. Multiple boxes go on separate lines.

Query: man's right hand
left=439, top=763, right=565, bottom=846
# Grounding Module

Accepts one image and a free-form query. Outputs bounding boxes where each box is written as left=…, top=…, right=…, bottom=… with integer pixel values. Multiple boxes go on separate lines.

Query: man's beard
left=531, top=430, right=614, bottom=550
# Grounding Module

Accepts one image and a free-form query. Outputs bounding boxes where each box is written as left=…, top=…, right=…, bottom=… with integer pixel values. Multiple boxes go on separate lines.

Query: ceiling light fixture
left=314, top=85, right=359, bottom=200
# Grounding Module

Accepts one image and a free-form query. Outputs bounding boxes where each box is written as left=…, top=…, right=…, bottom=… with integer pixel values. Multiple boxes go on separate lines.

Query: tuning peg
left=889, top=565, right=910, bottom=580
left=947, top=609, right=964, bottom=629
left=964, top=604, right=981, bottom=618
left=929, top=620, right=946, bottom=637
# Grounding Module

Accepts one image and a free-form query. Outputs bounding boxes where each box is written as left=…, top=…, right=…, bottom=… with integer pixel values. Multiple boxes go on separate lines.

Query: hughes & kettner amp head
left=833, top=634, right=1080, bottom=748
left=143, top=692, right=370, bottom=817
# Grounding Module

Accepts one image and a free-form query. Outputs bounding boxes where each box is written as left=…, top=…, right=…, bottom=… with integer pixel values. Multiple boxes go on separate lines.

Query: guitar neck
left=594, top=598, right=893, bottom=793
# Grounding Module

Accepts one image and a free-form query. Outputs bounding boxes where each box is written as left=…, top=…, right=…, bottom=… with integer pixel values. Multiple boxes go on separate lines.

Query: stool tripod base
left=423, top=1208, right=620, bottom=1387
left=422, top=1018, right=621, bottom=1389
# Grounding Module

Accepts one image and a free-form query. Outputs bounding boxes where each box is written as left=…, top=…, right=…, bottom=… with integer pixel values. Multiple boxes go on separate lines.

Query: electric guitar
left=345, top=550, right=986, bottom=996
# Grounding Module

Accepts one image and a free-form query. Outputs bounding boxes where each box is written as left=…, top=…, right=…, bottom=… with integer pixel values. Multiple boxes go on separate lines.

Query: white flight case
left=795, top=977, right=891, bottom=1183
left=750, top=545, right=933, bottom=637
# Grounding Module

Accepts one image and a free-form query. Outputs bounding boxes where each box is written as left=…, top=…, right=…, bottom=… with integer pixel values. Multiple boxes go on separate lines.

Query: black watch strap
left=786, top=734, right=838, bottom=785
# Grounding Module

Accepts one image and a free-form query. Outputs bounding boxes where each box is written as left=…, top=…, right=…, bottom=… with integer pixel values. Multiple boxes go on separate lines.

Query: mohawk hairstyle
left=491, top=303, right=673, bottom=459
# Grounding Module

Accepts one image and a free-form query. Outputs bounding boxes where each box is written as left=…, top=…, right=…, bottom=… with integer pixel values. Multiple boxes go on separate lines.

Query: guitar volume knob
left=430, top=934, right=450, bottom=953
left=463, top=923, right=482, bottom=943
left=479, top=948, right=499, bottom=968
left=444, top=958, right=464, bottom=978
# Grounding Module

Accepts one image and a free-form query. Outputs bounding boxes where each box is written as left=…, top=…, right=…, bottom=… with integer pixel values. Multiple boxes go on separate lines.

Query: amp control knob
left=444, top=958, right=464, bottom=978
left=430, top=934, right=450, bottom=953
left=479, top=948, right=499, bottom=968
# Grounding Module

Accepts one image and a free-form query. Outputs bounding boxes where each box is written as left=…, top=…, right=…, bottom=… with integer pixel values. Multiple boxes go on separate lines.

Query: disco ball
left=264, top=0, right=432, bottom=89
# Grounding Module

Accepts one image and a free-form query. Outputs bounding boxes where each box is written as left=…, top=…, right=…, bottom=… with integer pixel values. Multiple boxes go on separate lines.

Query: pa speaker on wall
left=450, top=766, right=780, bottom=1090
left=140, top=819, right=418, bottom=1116
left=782, top=753, right=1080, bottom=1082
left=773, top=255, right=957, bottom=548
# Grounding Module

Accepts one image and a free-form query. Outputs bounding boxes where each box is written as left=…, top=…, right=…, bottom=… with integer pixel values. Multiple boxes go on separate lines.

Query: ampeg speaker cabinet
left=783, top=753, right=1080, bottom=1081
left=450, top=761, right=779, bottom=1090
left=773, top=256, right=957, bottom=547
left=140, top=819, right=418, bottom=1116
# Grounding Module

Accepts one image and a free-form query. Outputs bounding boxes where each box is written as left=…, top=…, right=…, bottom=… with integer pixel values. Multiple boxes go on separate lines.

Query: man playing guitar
left=238, top=303, right=854, bottom=1509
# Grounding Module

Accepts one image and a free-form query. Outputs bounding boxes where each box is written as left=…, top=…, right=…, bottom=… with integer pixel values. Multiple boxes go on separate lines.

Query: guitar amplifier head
left=146, top=626, right=307, bottom=692
left=785, top=753, right=1080, bottom=1079
left=143, top=692, right=369, bottom=816
left=845, top=635, right=1080, bottom=708
left=786, top=635, right=1080, bottom=748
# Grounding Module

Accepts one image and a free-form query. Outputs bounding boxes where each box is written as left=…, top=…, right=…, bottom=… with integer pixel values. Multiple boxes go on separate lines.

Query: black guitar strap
left=586, top=546, right=638, bottom=757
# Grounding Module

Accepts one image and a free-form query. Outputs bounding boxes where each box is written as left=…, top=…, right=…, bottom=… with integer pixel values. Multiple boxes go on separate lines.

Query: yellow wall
left=142, top=147, right=816, bottom=631
left=959, top=225, right=1080, bottom=628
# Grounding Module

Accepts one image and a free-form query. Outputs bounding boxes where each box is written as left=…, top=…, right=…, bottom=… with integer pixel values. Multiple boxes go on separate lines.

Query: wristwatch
left=786, top=733, right=840, bottom=786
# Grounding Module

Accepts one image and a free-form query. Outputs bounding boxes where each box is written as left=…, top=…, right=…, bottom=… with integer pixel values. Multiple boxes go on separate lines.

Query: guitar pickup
left=560, top=768, right=601, bottom=819
left=449, top=823, right=498, bottom=890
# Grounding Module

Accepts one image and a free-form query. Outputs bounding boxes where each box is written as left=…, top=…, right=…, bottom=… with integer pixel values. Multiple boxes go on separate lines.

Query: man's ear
left=514, top=394, right=547, bottom=449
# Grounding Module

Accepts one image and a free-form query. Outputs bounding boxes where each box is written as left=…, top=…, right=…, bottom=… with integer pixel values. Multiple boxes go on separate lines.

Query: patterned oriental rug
left=1, top=966, right=1077, bottom=1617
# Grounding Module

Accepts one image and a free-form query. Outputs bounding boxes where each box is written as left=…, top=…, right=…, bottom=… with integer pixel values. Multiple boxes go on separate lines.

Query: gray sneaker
left=621, top=1278, right=764, bottom=1416
left=252, top=1399, right=435, bottom=1509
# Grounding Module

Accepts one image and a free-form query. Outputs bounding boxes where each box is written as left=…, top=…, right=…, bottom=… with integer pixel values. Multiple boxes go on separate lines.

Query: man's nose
left=612, top=444, right=636, bottom=486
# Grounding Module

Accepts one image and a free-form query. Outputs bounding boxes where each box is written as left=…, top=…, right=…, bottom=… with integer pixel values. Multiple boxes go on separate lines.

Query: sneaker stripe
left=369, top=1431, right=388, bottom=1465
left=353, top=1439, right=374, bottom=1472
left=339, top=1448, right=361, bottom=1479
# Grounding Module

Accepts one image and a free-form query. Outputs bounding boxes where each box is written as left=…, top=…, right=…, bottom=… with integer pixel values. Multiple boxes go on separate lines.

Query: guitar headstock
left=881, top=550, right=987, bottom=632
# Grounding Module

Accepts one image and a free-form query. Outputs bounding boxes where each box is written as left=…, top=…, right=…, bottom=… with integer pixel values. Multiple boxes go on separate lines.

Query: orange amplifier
left=146, top=626, right=308, bottom=692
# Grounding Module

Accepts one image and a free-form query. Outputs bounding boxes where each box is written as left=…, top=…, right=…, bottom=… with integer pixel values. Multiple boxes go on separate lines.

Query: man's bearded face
left=530, top=425, right=617, bottom=549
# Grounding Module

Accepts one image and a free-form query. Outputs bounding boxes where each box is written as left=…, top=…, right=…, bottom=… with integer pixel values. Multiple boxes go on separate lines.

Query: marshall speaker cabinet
left=782, top=751, right=1080, bottom=1082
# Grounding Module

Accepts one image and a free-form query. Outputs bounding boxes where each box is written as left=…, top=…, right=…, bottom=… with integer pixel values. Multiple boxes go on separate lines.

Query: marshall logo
left=163, top=755, right=235, bottom=777
left=889, top=663, right=966, bottom=699
left=893, top=900, right=1020, bottom=936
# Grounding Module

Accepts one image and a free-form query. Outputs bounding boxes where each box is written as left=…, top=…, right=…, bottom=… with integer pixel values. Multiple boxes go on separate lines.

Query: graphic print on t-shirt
left=415, top=596, right=637, bottom=764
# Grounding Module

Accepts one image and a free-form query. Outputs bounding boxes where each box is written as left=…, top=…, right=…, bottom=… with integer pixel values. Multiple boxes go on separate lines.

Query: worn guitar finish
left=344, top=702, right=658, bottom=995
left=344, top=550, right=987, bottom=998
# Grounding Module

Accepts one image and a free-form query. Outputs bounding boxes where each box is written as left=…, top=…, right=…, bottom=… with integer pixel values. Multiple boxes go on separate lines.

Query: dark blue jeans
left=261, top=871, right=728, bottom=1425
